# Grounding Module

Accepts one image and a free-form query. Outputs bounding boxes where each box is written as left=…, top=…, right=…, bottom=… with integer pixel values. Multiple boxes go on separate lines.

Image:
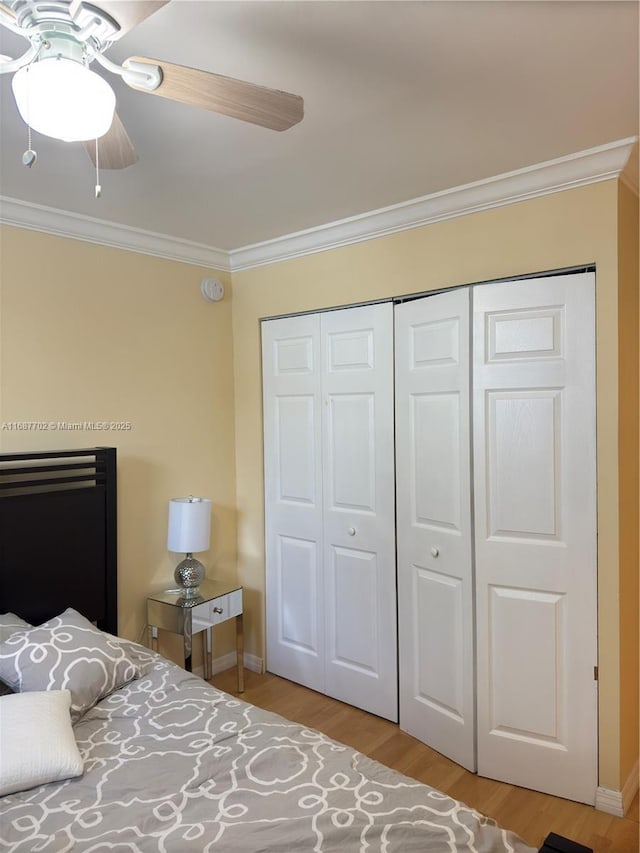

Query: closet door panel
left=263, top=314, right=325, bottom=692
left=396, top=289, right=475, bottom=770
left=330, top=545, right=379, bottom=673
left=276, top=536, right=319, bottom=654
left=473, top=272, right=597, bottom=804
left=327, top=392, right=376, bottom=511
left=322, top=303, right=397, bottom=721
left=487, top=390, right=560, bottom=536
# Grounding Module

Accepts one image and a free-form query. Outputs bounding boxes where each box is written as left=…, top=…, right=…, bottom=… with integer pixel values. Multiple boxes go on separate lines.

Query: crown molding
left=0, top=196, right=230, bottom=271
left=620, top=141, right=639, bottom=196
left=229, top=136, right=639, bottom=271
left=1, top=137, right=636, bottom=273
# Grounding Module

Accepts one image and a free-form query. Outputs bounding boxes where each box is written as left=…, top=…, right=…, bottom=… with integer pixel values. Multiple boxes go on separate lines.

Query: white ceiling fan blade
left=94, top=1, right=170, bottom=39
left=83, top=112, right=138, bottom=169
left=125, top=56, right=304, bottom=131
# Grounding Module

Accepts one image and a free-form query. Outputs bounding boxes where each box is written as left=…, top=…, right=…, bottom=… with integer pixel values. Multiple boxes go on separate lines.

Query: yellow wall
left=0, top=226, right=238, bottom=662
left=617, top=180, right=639, bottom=787
left=231, top=179, right=636, bottom=792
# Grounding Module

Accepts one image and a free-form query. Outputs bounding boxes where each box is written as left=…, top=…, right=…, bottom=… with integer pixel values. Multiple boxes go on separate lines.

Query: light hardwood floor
left=210, top=668, right=639, bottom=853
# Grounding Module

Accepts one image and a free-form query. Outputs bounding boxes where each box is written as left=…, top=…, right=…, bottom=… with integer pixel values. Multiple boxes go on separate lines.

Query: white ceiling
left=0, top=1, right=638, bottom=251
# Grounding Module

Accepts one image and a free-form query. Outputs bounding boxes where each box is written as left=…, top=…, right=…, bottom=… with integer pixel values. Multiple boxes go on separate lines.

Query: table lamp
left=167, top=496, right=212, bottom=597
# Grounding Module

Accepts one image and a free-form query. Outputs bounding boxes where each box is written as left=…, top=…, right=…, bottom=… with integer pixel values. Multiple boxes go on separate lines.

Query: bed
left=0, top=449, right=587, bottom=853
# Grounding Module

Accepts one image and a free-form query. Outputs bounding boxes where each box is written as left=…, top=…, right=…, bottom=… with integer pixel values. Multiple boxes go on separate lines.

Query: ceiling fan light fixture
left=12, top=57, right=116, bottom=142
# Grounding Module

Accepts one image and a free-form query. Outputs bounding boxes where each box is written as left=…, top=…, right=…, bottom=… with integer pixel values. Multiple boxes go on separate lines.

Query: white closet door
left=396, top=289, right=476, bottom=769
left=473, top=272, right=597, bottom=804
left=322, top=303, right=397, bottom=721
left=262, top=314, right=325, bottom=692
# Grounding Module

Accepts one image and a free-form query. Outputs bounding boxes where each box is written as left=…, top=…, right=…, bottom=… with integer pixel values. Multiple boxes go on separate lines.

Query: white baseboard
left=243, top=653, right=264, bottom=674
left=596, top=786, right=625, bottom=816
left=595, top=758, right=639, bottom=816
left=192, top=652, right=264, bottom=680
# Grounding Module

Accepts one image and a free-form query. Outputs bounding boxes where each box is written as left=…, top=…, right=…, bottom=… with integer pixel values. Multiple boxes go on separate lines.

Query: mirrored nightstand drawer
left=192, top=589, right=243, bottom=628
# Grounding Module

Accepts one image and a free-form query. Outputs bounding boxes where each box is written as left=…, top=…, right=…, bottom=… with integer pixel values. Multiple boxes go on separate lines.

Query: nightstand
left=146, top=579, right=244, bottom=692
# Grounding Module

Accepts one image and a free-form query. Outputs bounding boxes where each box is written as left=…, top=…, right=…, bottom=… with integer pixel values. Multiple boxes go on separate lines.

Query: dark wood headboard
left=0, top=447, right=117, bottom=633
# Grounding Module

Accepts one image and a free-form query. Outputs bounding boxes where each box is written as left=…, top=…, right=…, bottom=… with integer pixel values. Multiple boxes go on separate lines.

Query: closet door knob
left=430, top=547, right=439, bottom=558
left=348, top=527, right=356, bottom=536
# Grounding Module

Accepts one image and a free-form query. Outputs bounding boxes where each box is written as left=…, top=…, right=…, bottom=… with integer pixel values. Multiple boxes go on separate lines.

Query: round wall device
left=200, top=277, right=225, bottom=302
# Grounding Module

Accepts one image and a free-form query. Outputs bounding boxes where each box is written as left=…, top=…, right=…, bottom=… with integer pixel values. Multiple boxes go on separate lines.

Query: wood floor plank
left=209, top=669, right=639, bottom=853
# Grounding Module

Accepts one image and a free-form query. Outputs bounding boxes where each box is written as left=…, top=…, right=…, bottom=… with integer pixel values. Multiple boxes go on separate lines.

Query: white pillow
left=0, top=690, right=84, bottom=796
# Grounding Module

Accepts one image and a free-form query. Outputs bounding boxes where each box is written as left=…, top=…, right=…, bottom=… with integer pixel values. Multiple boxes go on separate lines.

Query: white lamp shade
left=12, top=58, right=116, bottom=142
left=167, top=497, right=211, bottom=554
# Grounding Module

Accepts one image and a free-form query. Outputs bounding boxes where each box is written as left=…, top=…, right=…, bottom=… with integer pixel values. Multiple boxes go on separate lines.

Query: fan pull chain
left=21, top=68, right=37, bottom=168
left=95, top=139, right=102, bottom=198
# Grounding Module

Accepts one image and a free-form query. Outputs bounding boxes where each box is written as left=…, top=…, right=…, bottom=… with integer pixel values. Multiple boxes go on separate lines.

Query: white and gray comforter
left=0, top=655, right=536, bottom=852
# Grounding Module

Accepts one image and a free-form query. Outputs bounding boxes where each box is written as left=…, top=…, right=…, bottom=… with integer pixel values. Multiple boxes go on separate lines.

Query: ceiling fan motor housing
left=10, top=1, right=120, bottom=52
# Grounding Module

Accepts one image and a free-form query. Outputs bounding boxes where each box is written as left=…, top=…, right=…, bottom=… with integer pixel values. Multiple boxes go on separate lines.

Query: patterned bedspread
left=0, top=654, right=536, bottom=852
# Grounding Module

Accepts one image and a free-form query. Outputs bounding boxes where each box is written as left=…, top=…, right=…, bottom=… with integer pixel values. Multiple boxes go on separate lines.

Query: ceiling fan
left=0, top=0, right=304, bottom=171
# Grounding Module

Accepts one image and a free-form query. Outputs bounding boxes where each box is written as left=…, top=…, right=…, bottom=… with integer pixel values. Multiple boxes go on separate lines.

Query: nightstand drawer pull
left=190, top=590, right=242, bottom=627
